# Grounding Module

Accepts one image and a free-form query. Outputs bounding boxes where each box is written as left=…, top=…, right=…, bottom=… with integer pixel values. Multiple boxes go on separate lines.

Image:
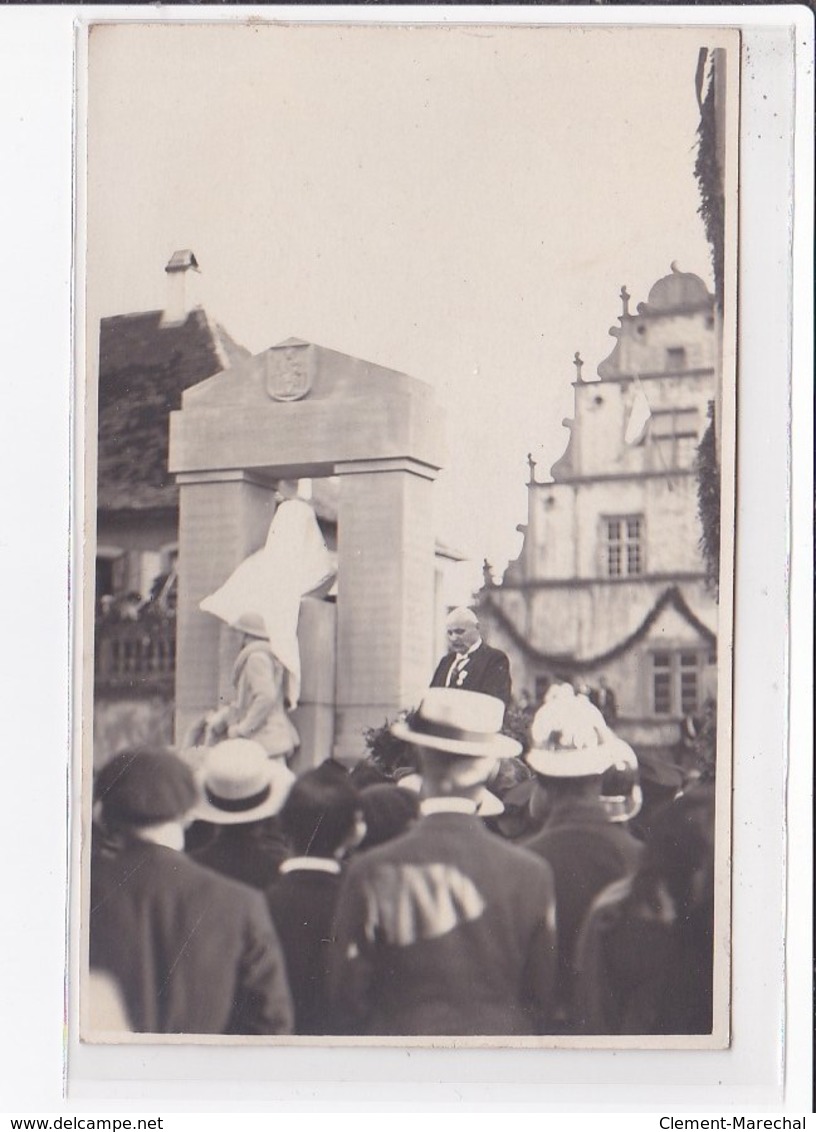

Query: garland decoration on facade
left=479, top=585, right=716, bottom=673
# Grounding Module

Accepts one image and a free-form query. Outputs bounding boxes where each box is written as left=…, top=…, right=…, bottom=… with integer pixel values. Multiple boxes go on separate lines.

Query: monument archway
left=168, top=338, right=445, bottom=763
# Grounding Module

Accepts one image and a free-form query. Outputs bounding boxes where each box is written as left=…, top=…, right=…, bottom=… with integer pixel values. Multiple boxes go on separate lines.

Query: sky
left=86, top=20, right=722, bottom=598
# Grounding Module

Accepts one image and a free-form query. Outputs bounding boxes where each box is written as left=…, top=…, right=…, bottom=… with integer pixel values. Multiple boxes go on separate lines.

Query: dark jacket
left=90, top=837, right=293, bottom=1035
left=265, top=867, right=343, bottom=1035
left=574, top=875, right=714, bottom=1035
left=430, top=642, right=512, bottom=707
left=191, top=818, right=290, bottom=890
left=328, top=810, right=557, bottom=1035
left=524, top=798, right=643, bottom=1027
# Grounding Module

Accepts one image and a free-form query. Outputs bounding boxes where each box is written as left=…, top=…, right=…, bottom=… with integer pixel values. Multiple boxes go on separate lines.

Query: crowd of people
left=89, top=612, right=716, bottom=1039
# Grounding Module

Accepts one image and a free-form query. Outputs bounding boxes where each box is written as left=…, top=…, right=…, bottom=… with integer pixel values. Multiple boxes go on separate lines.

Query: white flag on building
left=624, top=374, right=652, bottom=446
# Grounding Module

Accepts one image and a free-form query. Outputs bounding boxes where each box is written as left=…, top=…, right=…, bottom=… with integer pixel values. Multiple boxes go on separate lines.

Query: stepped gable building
left=480, top=265, right=719, bottom=754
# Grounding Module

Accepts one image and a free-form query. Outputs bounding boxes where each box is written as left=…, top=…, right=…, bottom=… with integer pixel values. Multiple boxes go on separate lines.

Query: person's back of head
left=358, top=784, right=419, bottom=850
left=419, top=749, right=497, bottom=800
left=280, top=763, right=361, bottom=858
left=599, top=761, right=642, bottom=824
left=94, top=747, right=198, bottom=848
left=635, top=785, right=715, bottom=914
left=348, top=758, right=391, bottom=789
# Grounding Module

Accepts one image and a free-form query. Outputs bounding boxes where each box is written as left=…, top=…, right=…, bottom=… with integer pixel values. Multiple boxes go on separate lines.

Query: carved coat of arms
left=264, top=342, right=313, bottom=402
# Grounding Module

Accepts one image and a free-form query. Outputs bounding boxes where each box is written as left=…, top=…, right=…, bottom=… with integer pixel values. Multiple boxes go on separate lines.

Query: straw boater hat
left=527, top=683, right=638, bottom=779
left=192, top=738, right=295, bottom=825
left=390, top=688, right=521, bottom=760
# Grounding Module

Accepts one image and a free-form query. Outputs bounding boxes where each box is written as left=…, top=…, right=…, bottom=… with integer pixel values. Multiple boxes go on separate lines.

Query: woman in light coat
left=206, top=612, right=299, bottom=761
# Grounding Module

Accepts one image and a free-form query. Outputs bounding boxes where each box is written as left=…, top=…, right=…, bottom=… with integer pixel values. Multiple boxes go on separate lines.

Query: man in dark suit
left=430, top=607, right=512, bottom=708
left=89, top=748, right=293, bottom=1036
left=328, top=688, right=557, bottom=1036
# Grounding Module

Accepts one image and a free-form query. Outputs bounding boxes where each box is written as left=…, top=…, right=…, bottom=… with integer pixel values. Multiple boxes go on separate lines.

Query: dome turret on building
left=642, top=263, right=713, bottom=314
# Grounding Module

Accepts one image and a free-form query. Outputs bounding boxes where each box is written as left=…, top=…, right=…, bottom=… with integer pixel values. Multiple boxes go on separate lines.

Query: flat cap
left=95, top=748, right=198, bottom=826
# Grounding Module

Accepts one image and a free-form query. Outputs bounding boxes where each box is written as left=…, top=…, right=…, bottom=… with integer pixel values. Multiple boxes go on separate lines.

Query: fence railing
left=95, top=619, right=176, bottom=694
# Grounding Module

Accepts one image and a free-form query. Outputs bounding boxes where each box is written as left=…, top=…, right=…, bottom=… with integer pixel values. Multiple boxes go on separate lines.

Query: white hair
left=446, top=606, right=479, bottom=628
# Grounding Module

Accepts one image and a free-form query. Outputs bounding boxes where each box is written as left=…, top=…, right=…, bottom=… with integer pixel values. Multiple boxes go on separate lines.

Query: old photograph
left=80, top=20, right=738, bottom=1048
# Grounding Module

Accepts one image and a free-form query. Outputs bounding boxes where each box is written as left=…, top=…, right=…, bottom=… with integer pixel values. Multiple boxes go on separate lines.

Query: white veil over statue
left=199, top=498, right=335, bottom=708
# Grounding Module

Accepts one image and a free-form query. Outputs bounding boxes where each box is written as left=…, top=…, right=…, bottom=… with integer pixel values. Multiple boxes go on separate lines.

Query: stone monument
left=168, top=338, right=445, bottom=764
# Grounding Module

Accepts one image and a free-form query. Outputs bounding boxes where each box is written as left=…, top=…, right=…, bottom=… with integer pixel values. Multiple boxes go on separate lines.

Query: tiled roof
left=96, top=308, right=250, bottom=511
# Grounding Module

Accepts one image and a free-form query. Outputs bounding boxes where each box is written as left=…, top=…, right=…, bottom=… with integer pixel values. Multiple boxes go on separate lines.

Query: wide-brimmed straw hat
left=390, top=688, right=521, bottom=760
left=527, top=683, right=636, bottom=778
left=192, top=738, right=295, bottom=825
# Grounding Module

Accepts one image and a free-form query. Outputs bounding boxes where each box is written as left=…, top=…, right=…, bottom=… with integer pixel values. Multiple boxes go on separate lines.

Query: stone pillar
left=290, top=596, right=337, bottom=772
left=174, top=470, right=277, bottom=745
left=333, top=457, right=438, bottom=763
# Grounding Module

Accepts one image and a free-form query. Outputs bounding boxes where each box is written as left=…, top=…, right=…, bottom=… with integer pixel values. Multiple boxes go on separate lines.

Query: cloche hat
left=230, top=610, right=268, bottom=640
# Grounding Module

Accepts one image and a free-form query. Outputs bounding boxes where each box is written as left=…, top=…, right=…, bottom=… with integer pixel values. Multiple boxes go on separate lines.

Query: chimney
left=162, top=249, right=201, bottom=326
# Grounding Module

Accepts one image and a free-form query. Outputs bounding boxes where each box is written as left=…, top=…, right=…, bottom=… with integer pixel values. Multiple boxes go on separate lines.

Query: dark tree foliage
left=694, top=60, right=725, bottom=310
left=694, top=55, right=724, bottom=594
left=695, top=401, right=721, bottom=597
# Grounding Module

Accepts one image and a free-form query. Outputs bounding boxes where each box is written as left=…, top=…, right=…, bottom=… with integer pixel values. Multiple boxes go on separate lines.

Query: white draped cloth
left=200, top=499, right=335, bottom=708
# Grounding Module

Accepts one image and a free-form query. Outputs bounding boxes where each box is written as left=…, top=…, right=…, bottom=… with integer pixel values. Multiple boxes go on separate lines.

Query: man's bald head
left=446, top=607, right=481, bottom=653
